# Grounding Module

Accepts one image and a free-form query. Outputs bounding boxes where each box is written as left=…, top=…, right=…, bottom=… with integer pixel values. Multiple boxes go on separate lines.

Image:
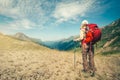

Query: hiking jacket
left=74, top=26, right=87, bottom=42
left=82, top=31, right=93, bottom=44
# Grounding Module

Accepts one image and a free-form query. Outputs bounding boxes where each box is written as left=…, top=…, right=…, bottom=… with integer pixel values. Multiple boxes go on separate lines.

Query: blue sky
left=0, top=0, right=120, bottom=41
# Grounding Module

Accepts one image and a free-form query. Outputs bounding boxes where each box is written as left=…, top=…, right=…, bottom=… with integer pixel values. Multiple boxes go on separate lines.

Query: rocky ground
left=0, top=49, right=120, bottom=80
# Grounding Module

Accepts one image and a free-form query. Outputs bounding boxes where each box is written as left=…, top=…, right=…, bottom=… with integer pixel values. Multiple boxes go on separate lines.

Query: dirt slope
left=0, top=50, right=120, bottom=80
left=0, top=33, right=120, bottom=80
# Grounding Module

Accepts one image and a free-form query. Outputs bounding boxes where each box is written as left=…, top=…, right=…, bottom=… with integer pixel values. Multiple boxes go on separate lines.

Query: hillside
left=98, top=18, right=120, bottom=54
left=100, top=18, right=120, bottom=47
left=0, top=33, right=47, bottom=50
left=13, top=32, right=44, bottom=46
left=0, top=32, right=120, bottom=80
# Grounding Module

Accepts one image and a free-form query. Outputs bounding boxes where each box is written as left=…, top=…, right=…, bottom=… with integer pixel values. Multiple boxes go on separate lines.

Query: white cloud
left=1, top=19, right=36, bottom=30
left=0, top=0, right=101, bottom=30
left=0, top=0, right=49, bottom=29
left=53, top=0, right=97, bottom=23
left=0, top=0, right=23, bottom=19
left=10, top=19, right=35, bottom=29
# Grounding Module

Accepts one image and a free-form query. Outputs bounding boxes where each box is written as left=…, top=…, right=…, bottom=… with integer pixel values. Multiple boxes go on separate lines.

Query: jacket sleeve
left=84, top=31, right=93, bottom=43
left=79, top=29, right=84, bottom=40
left=74, top=29, right=85, bottom=41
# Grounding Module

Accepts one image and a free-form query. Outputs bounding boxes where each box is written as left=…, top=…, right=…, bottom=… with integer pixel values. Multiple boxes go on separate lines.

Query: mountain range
left=43, top=36, right=80, bottom=50
left=12, top=32, right=79, bottom=50
left=7, top=18, right=120, bottom=54
left=42, top=18, right=120, bottom=53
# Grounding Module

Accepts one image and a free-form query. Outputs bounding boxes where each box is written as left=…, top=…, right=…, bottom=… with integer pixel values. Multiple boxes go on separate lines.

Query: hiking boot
left=90, top=71, right=95, bottom=77
left=81, top=69, right=88, bottom=73
left=88, top=67, right=97, bottom=72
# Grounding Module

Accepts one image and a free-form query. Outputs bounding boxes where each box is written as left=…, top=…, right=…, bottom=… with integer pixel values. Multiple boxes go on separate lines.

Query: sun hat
left=81, top=20, right=88, bottom=25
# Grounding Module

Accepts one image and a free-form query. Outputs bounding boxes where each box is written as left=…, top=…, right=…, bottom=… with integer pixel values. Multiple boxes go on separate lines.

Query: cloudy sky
left=0, top=0, right=120, bottom=41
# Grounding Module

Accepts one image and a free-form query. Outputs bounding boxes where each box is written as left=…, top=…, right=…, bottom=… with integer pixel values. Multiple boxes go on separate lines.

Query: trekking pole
left=74, top=42, right=77, bottom=69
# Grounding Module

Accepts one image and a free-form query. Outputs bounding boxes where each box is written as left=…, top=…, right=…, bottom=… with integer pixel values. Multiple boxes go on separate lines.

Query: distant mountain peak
left=15, top=32, right=26, bottom=35
left=14, top=32, right=31, bottom=41
left=109, top=18, right=120, bottom=26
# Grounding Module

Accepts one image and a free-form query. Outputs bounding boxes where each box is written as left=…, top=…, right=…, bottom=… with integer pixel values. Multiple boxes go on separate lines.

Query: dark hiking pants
left=82, top=43, right=95, bottom=72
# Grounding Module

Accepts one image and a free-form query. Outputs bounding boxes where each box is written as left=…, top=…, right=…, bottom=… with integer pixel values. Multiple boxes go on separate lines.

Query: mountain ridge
left=0, top=32, right=48, bottom=50
left=43, top=18, right=120, bottom=53
left=2, top=18, right=120, bottom=53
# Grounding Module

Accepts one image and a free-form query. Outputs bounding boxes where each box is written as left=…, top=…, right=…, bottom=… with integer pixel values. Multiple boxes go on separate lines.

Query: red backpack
left=87, top=24, right=102, bottom=44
